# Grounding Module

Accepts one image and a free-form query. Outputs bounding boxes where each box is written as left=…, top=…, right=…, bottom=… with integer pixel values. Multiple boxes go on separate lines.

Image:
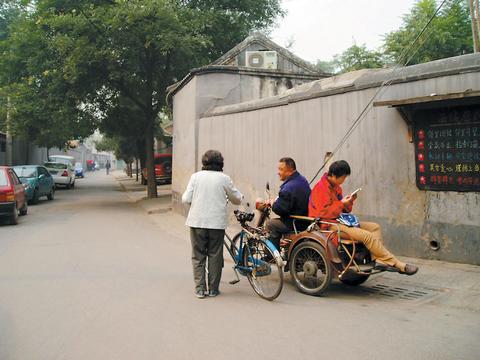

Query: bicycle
left=224, top=210, right=284, bottom=301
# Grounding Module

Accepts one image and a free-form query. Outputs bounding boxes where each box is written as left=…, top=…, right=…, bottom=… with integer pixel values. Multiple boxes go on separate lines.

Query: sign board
left=414, top=105, right=480, bottom=192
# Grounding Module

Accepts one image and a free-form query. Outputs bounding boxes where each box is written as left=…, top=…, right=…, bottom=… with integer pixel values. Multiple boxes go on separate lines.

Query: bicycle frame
left=224, top=229, right=282, bottom=276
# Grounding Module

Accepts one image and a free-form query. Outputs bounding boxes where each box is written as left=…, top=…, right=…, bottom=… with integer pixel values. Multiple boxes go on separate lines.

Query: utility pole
left=476, top=0, right=480, bottom=44
left=469, top=0, right=480, bottom=52
left=5, top=95, right=13, bottom=166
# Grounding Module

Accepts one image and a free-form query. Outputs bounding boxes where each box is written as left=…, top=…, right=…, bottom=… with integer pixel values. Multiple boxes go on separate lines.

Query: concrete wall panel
left=194, top=72, right=480, bottom=264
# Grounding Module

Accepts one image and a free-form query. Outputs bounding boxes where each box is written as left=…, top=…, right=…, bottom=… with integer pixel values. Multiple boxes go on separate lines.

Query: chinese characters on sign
left=414, top=105, right=480, bottom=191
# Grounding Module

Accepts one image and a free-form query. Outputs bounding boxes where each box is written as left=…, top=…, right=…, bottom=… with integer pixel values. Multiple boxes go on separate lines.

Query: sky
left=271, top=0, right=418, bottom=63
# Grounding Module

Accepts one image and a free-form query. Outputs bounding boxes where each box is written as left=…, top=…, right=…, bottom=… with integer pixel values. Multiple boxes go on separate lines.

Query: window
left=38, top=167, right=47, bottom=176
left=9, top=170, right=20, bottom=185
left=44, top=162, right=67, bottom=169
left=13, top=166, right=37, bottom=178
left=0, top=170, right=8, bottom=186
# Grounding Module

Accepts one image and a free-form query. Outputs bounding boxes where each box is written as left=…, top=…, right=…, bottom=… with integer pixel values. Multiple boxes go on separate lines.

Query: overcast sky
left=271, top=0, right=417, bottom=63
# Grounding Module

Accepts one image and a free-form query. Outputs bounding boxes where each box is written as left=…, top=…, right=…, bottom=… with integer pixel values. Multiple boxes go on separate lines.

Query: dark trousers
left=190, top=227, right=225, bottom=292
left=265, top=218, right=293, bottom=249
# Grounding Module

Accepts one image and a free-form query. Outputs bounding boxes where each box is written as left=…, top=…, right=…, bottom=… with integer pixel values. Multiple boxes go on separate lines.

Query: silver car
left=44, top=162, right=76, bottom=189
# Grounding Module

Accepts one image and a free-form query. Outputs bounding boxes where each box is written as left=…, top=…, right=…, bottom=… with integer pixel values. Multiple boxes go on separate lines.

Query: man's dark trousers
left=190, top=227, right=224, bottom=292
left=265, top=218, right=292, bottom=249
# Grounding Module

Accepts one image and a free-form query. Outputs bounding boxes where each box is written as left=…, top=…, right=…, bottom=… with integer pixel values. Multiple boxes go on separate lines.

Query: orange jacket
left=308, top=173, right=353, bottom=221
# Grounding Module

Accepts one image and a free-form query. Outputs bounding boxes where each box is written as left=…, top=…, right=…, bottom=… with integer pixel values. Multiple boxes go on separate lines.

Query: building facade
left=170, top=36, right=480, bottom=265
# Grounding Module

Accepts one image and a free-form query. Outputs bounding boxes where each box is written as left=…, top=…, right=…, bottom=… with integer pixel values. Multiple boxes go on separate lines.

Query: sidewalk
left=113, top=170, right=480, bottom=313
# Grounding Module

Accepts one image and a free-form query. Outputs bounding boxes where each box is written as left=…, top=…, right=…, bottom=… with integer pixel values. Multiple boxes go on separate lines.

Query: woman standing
left=182, top=150, right=243, bottom=299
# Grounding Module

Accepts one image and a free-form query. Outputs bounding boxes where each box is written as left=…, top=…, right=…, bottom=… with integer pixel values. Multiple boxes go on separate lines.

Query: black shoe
left=194, top=290, right=206, bottom=299
left=399, top=264, right=419, bottom=276
left=208, top=290, right=220, bottom=297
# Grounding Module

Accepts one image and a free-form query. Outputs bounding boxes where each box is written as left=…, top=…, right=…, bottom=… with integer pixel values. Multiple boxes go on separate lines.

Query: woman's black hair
left=328, top=160, right=351, bottom=177
left=202, top=150, right=224, bottom=172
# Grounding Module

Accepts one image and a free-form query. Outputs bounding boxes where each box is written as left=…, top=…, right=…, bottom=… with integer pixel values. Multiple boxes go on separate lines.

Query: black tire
left=47, top=187, right=55, bottom=200
left=10, top=203, right=18, bottom=225
left=290, top=241, right=332, bottom=296
left=71, top=180, right=75, bottom=189
left=31, top=189, right=40, bottom=205
left=66, top=183, right=71, bottom=189
left=230, top=232, right=242, bottom=259
left=243, top=238, right=283, bottom=301
left=340, top=274, right=370, bottom=286
left=19, top=201, right=28, bottom=216
left=162, top=161, right=172, bottom=175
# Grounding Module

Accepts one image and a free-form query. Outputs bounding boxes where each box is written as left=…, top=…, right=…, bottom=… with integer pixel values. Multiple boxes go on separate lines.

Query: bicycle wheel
left=224, top=232, right=242, bottom=260
left=243, top=238, right=283, bottom=301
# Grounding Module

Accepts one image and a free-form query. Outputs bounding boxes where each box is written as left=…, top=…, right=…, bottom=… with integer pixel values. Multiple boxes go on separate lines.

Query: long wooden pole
left=469, top=0, right=480, bottom=52
left=475, top=0, right=480, bottom=47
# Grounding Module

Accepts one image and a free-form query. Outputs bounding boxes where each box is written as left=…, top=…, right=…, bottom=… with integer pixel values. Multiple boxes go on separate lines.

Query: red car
left=0, top=166, right=28, bottom=225
left=141, top=153, right=172, bottom=185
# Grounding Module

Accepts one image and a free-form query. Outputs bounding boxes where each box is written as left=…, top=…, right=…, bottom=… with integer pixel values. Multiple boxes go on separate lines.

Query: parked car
left=0, top=166, right=28, bottom=225
left=44, top=162, right=76, bottom=189
left=141, top=153, right=172, bottom=185
left=49, top=155, right=75, bottom=168
left=13, top=165, right=55, bottom=204
left=74, top=162, right=84, bottom=178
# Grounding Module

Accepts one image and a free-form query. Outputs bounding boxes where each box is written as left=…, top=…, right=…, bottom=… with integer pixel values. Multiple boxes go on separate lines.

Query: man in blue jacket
left=265, top=157, right=311, bottom=249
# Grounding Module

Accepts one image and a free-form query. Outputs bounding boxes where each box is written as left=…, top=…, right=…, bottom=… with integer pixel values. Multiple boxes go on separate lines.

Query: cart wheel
left=290, top=241, right=332, bottom=296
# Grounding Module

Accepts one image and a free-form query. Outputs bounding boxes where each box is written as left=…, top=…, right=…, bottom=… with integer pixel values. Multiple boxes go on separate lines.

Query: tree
left=10, top=0, right=283, bottom=198
left=384, top=0, right=473, bottom=65
left=0, top=1, right=97, bottom=150
left=333, top=44, right=384, bottom=73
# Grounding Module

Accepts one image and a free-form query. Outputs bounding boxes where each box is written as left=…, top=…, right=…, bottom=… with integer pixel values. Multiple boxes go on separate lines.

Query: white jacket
left=182, top=170, right=244, bottom=229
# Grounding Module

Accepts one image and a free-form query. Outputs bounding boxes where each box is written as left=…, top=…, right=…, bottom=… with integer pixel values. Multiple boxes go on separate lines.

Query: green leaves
left=384, top=0, right=473, bottom=65
left=0, top=0, right=283, bottom=162
left=316, top=0, right=474, bottom=74
left=333, top=44, right=385, bottom=74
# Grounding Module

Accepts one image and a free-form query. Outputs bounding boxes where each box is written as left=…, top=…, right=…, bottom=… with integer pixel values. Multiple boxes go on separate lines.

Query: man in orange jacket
left=309, top=160, right=418, bottom=275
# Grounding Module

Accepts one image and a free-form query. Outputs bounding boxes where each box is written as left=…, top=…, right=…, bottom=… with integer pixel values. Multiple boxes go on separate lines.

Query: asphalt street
left=0, top=171, right=479, bottom=360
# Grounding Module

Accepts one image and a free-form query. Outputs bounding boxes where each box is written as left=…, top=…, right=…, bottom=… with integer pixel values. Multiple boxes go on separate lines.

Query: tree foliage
left=333, top=44, right=385, bottom=73
left=0, top=0, right=283, bottom=196
left=314, top=0, right=474, bottom=74
left=384, top=0, right=473, bottom=65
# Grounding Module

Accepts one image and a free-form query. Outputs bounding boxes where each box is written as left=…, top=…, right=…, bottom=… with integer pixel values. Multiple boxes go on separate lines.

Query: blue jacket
left=272, top=171, right=311, bottom=224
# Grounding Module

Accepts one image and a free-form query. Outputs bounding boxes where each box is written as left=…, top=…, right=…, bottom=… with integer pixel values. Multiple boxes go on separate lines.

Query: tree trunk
left=145, top=118, right=157, bottom=198
left=135, top=157, right=139, bottom=182
left=5, top=95, right=13, bottom=166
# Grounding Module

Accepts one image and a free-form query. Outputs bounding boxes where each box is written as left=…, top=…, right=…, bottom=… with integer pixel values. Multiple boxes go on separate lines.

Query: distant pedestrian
left=105, top=160, right=111, bottom=175
left=182, top=150, right=243, bottom=299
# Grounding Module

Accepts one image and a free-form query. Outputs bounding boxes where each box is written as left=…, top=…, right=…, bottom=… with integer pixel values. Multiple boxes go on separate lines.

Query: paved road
left=0, top=172, right=479, bottom=360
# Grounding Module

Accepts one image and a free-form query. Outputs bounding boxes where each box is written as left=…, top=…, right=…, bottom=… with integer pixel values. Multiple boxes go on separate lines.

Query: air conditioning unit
left=246, top=51, right=278, bottom=70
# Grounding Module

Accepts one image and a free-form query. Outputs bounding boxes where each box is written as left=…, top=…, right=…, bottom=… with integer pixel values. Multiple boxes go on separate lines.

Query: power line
left=308, top=0, right=454, bottom=185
